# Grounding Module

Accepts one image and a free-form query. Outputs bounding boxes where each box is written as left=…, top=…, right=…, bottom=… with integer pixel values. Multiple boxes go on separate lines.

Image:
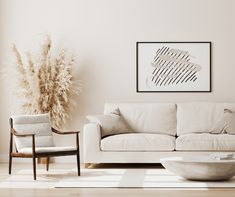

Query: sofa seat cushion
left=101, top=133, right=175, bottom=151
left=18, top=146, right=77, bottom=154
left=176, top=133, right=235, bottom=151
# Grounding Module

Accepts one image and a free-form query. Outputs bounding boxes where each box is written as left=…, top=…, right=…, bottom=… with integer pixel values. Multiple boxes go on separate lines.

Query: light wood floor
left=0, top=163, right=235, bottom=197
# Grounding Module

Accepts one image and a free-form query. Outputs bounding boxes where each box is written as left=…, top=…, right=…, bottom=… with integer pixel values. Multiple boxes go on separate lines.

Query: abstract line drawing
left=136, top=42, right=211, bottom=92
left=146, top=46, right=201, bottom=87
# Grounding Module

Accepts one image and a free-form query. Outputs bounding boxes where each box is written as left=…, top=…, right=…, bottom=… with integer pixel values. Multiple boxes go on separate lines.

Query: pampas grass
left=12, top=35, right=81, bottom=128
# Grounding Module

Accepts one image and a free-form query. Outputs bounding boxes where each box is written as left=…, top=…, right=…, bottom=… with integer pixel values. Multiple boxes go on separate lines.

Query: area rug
left=55, top=168, right=235, bottom=188
left=0, top=169, right=68, bottom=188
left=1, top=168, right=235, bottom=188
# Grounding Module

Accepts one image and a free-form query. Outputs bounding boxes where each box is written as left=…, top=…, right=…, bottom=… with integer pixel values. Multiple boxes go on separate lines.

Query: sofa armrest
left=83, top=123, right=101, bottom=162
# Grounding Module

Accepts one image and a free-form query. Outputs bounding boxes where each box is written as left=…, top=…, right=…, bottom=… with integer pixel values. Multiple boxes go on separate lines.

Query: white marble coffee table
left=160, top=156, right=235, bottom=181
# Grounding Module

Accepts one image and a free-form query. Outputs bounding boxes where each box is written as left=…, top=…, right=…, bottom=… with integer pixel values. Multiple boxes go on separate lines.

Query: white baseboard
left=0, top=154, right=31, bottom=163
left=0, top=154, right=9, bottom=163
left=53, top=156, right=77, bottom=163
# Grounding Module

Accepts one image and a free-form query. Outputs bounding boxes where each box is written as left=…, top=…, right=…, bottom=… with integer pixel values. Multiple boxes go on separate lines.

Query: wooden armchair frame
left=9, top=118, right=80, bottom=180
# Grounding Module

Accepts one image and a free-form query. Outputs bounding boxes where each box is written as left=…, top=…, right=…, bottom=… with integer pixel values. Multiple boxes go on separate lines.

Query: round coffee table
left=160, top=156, right=235, bottom=181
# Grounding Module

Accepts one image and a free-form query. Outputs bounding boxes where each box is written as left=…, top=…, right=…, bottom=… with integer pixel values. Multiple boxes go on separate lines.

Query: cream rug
left=0, top=169, right=68, bottom=188
left=56, top=168, right=235, bottom=188
left=1, top=168, right=235, bottom=188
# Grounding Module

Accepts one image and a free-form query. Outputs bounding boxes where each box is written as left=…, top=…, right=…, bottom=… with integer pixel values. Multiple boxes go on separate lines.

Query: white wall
left=1, top=0, right=235, bottom=162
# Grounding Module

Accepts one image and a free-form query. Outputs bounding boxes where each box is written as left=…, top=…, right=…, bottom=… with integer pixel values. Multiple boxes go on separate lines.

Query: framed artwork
left=136, top=42, right=211, bottom=92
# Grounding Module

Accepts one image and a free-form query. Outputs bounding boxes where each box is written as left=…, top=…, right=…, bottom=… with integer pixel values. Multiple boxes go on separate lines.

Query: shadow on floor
left=88, top=163, right=164, bottom=169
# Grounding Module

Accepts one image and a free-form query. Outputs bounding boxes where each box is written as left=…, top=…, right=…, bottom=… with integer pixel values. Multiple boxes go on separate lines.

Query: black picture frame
left=136, top=42, right=212, bottom=93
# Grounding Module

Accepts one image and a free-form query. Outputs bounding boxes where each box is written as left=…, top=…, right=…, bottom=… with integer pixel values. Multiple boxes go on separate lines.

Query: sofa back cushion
left=177, top=102, right=235, bottom=136
left=104, top=103, right=177, bottom=136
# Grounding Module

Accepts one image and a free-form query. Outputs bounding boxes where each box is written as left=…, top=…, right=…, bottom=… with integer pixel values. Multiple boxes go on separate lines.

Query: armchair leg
left=9, top=155, right=12, bottom=174
left=9, top=131, right=13, bottom=175
left=46, top=157, right=50, bottom=171
left=77, top=154, right=80, bottom=176
left=33, top=156, right=36, bottom=180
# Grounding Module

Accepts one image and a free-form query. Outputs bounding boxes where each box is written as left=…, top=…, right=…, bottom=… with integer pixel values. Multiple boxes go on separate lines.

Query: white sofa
left=83, top=102, right=235, bottom=165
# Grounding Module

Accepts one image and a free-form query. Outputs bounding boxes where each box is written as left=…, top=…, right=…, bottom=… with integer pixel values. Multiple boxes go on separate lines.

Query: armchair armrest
left=51, top=128, right=80, bottom=135
left=10, top=128, right=36, bottom=156
left=11, top=128, right=36, bottom=137
left=51, top=128, right=80, bottom=150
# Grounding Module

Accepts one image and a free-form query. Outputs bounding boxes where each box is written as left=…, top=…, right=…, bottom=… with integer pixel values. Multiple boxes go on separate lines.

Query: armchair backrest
left=11, top=113, right=55, bottom=151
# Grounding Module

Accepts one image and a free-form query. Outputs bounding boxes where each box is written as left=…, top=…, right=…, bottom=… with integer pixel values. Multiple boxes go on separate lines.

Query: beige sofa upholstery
left=104, top=103, right=177, bottom=136
left=176, top=133, right=235, bottom=151
left=101, top=133, right=175, bottom=151
left=83, top=102, right=235, bottom=164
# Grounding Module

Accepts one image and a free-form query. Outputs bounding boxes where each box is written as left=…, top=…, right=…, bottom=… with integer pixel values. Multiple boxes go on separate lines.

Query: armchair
left=9, top=113, right=80, bottom=180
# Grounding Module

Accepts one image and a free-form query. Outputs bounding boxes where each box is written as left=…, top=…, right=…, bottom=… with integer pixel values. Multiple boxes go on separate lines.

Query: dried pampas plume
left=12, top=35, right=81, bottom=128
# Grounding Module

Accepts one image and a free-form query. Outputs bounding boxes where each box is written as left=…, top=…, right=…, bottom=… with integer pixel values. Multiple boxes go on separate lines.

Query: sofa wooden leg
left=46, top=157, right=50, bottom=171
left=85, top=163, right=91, bottom=168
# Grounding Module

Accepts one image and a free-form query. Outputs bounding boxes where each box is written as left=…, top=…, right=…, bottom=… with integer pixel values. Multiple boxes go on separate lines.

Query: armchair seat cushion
left=101, top=133, right=175, bottom=151
left=18, top=146, right=77, bottom=154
